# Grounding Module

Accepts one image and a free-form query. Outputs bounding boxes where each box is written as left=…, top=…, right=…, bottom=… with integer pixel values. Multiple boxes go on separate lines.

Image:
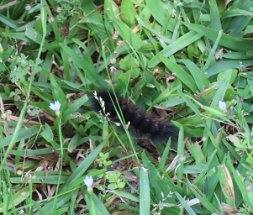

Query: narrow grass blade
left=188, top=182, right=219, bottom=214
left=65, top=136, right=109, bottom=186
left=186, top=23, right=253, bottom=52
left=149, top=31, right=203, bottom=67
left=162, top=58, right=198, bottom=92
left=85, top=193, right=110, bottom=215
left=0, top=186, right=30, bottom=213
left=180, top=59, right=210, bottom=91
left=139, top=167, right=150, bottom=215
left=175, top=192, right=196, bottom=215
left=60, top=44, right=107, bottom=88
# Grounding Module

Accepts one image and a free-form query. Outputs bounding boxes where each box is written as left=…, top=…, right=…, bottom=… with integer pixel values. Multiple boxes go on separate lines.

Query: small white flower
left=110, top=66, right=117, bottom=73
left=21, top=192, right=27, bottom=197
left=110, top=58, right=116, bottom=64
left=94, top=91, right=106, bottom=114
left=84, top=176, right=94, bottom=193
left=19, top=209, right=25, bottom=214
left=214, top=48, right=223, bottom=60
left=172, top=9, right=177, bottom=16
left=112, top=31, right=119, bottom=40
left=48, top=17, right=54, bottom=24
left=25, top=4, right=31, bottom=11
left=0, top=43, right=3, bottom=54
left=117, top=40, right=124, bottom=46
left=56, top=7, right=62, bottom=13
left=219, top=101, right=226, bottom=111
left=49, top=101, right=61, bottom=116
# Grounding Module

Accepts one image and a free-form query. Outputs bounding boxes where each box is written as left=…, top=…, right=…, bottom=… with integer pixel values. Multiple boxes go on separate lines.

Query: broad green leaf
left=218, top=164, right=235, bottom=207
left=0, top=186, right=30, bottom=213
left=85, top=193, right=110, bottom=215
left=181, top=59, right=210, bottom=90
left=145, top=0, right=175, bottom=30
left=162, top=58, right=198, bottom=92
left=0, top=14, right=18, bottom=29
left=209, top=0, right=222, bottom=30
left=188, top=182, right=219, bottom=213
left=149, top=31, right=203, bottom=67
left=175, top=192, right=196, bottom=215
left=186, top=23, right=253, bottom=52
left=25, top=25, right=43, bottom=44
left=60, top=44, right=107, bottom=88
left=50, top=74, right=67, bottom=106
left=206, top=59, right=253, bottom=77
left=105, top=0, right=144, bottom=50
left=41, top=123, right=54, bottom=143
left=3, top=127, right=39, bottom=147
left=121, top=0, right=136, bottom=27
left=66, top=136, right=109, bottom=185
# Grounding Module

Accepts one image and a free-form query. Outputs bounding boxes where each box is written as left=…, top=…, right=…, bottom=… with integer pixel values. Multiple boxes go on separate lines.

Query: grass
left=0, top=0, right=253, bottom=214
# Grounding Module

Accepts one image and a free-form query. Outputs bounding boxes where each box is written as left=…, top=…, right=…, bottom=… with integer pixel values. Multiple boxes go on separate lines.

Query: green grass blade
left=139, top=167, right=150, bottom=215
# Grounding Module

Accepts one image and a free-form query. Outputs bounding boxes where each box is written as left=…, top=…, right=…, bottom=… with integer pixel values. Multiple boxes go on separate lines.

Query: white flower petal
left=84, top=176, right=93, bottom=188
left=49, top=101, right=61, bottom=112
left=219, top=101, right=226, bottom=111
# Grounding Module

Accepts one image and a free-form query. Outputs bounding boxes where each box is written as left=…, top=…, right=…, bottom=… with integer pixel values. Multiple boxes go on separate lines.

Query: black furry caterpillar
left=92, top=90, right=178, bottom=143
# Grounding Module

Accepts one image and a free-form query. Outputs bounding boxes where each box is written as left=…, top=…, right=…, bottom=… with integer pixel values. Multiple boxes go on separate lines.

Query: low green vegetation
left=0, top=0, right=253, bottom=214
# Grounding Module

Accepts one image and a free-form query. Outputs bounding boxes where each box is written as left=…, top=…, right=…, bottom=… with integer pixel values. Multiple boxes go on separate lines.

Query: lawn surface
left=1, top=0, right=253, bottom=214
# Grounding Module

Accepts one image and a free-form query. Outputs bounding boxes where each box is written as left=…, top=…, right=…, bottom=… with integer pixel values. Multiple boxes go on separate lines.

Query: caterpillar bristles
left=92, top=90, right=178, bottom=143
